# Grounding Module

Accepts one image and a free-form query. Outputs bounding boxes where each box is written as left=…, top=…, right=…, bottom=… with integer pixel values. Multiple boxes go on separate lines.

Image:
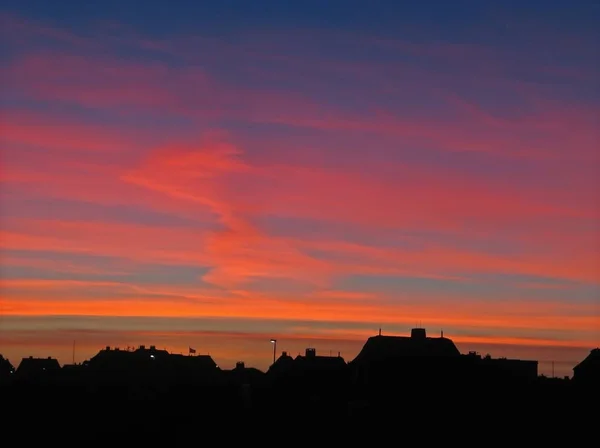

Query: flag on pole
left=189, top=347, right=196, bottom=354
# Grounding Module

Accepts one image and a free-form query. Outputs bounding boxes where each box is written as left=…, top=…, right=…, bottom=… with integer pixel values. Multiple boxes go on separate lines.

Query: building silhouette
left=350, top=328, right=538, bottom=391
left=83, top=344, right=219, bottom=376
left=1, top=328, right=596, bottom=433
left=0, top=354, right=15, bottom=377
left=268, top=347, right=347, bottom=378
left=352, top=327, right=461, bottom=362
left=16, top=356, right=61, bottom=378
left=572, top=347, right=600, bottom=388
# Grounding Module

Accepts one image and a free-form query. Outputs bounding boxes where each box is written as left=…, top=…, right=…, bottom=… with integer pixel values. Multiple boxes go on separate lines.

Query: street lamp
left=270, top=338, right=277, bottom=365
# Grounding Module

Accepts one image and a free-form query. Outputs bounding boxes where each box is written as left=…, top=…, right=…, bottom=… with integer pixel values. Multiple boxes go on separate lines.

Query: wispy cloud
left=1, top=11, right=598, bottom=366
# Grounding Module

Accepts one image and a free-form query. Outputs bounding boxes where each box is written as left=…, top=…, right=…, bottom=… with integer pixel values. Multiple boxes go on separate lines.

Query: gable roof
left=0, top=354, right=15, bottom=375
left=573, top=348, right=600, bottom=373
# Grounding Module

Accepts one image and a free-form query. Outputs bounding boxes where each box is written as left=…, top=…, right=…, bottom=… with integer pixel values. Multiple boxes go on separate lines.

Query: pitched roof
left=16, top=357, right=61, bottom=375
left=573, top=348, right=600, bottom=373
left=0, top=354, right=15, bottom=375
left=86, top=346, right=218, bottom=372
left=351, top=330, right=461, bottom=364
left=267, top=352, right=295, bottom=375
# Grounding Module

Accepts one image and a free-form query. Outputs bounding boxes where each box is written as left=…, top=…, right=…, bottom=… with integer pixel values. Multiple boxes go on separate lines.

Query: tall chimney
left=411, top=328, right=427, bottom=340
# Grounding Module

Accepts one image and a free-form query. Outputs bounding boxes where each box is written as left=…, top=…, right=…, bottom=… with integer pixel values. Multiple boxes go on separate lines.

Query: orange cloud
left=1, top=290, right=596, bottom=337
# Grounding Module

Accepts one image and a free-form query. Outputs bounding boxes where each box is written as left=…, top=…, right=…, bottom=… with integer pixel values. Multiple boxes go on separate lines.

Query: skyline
left=0, top=317, right=592, bottom=377
left=0, top=1, right=598, bottom=377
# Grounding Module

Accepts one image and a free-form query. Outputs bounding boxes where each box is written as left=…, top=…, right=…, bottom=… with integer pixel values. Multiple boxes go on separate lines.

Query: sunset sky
left=1, top=0, right=598, bottom=377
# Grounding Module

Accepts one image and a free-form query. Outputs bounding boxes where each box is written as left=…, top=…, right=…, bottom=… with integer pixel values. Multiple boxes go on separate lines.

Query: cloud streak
left=1, top=10, right=598, bottom=368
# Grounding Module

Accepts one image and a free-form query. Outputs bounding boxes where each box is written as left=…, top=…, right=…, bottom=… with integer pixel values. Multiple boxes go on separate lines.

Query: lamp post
left=270, top=338, right=277, bottom=365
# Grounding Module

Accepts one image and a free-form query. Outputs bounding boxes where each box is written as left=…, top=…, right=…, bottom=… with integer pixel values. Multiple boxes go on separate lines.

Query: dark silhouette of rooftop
left=267, top=348, right=347, bottom=377
left=267, top=350, right=295, bottom=374
left=16, top=356, right=60, bottom=377
left=295, top=347, right=346, bottom=367
left=462, top=350, right=538, bottom=381
left=573, top=347, right=600, bottom=387
left=351, top=327, right=460, bottom=364
left=84, top=344, right=218, bottom=375
left=0, top=354, right=15, bottom=377
left=224, top=361, right=265, bottom=387
left=1, top=331, right=596, bottom=440
left=349, top=328, right=540, bottom=395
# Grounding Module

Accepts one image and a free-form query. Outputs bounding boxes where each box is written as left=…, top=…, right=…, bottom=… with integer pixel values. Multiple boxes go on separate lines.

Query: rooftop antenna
left=441, top=329, right=444, bottom=338
left=378, top=327, right=381, bottom=336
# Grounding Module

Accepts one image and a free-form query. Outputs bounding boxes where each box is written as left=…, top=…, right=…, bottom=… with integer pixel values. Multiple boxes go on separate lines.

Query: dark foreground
left=1, top=374, right=596, bottom=444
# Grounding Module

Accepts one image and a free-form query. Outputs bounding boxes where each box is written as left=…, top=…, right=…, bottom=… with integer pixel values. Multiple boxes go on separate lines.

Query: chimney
left=411, top=328, right=426, bottom=340
left=305, top=348, right=316, bottom=358
left=236, top=361, right=245, bottom=369
left=282, top=351, right=288, bottom=357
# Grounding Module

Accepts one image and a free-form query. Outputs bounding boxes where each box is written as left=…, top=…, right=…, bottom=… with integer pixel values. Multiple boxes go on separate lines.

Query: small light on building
left=150, top=355, right=155, bottom=359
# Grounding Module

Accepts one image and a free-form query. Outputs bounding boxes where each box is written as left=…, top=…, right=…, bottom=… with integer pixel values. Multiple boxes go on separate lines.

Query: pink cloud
left=3, top=126, right=597, bottom=287
left=126, top=139, right=597, bottom=236
left=0, top=110, right=149, bottom=154
left=4, top=46, right=598, bottom=164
